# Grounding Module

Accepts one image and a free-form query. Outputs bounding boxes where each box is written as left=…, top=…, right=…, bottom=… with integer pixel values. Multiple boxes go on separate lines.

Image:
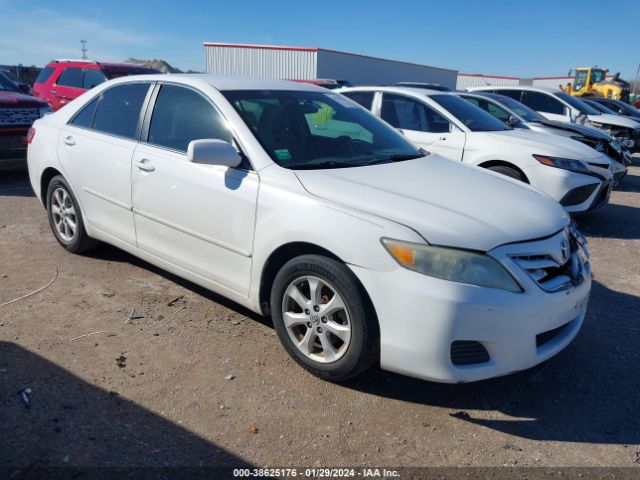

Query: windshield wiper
left=362, top=153, right=424, bottom=166
left=286, top=161, right=352, bottom=170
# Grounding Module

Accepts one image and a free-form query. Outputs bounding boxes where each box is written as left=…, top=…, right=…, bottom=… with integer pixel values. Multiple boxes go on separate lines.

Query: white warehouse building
left=203, top=42, right=459, bottom=88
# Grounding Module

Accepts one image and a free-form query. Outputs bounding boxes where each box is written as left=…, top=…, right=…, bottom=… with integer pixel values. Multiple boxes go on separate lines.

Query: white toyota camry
left=27, top=74, right=591, bottom=383
left=338, top=86, right=613, bottom=214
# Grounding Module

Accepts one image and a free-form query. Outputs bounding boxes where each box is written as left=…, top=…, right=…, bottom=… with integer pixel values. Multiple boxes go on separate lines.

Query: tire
left=46, top=175, right=98, bottom=253
left=270, top=254, right=378, bottom=382
left=487, top=165, right=526, bottom=182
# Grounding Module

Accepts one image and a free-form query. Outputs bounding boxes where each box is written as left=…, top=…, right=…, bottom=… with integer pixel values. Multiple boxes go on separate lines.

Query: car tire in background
left=487, top=165, right=527, bottom=182
left=46, top=175, right=98, bottom=253
left=270, top=254, right=378, bottom=382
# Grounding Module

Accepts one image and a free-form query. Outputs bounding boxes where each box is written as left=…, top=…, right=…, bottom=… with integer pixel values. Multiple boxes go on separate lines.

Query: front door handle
left=134, top=159, right=155, bottom=172
left=63, top=135, right=75, bottom=146
left=439, top=136, right=447, bottom=141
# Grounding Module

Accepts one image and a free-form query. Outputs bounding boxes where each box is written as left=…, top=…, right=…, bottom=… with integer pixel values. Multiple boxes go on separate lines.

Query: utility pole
left=81, top=40, right=88, bottom=60
left=633, top=63, right=640, bottom=99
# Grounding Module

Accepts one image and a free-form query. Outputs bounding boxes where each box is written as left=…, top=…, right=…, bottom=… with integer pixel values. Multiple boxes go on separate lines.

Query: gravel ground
left=1, top=163, right=639, bottom=472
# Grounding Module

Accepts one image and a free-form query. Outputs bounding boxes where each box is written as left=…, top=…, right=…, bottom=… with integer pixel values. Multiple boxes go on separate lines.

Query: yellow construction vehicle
left=568, top=67, right=630, bottom=102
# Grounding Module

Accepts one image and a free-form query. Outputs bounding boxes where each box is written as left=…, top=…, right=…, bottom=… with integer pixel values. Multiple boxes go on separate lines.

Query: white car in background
left=457, top=91, right=628, bottom=185
left=27, top=74, right=591, bottom=383
left=467, top=85, right=640, bottom=152
left=338, top=86, right=613, bottom=213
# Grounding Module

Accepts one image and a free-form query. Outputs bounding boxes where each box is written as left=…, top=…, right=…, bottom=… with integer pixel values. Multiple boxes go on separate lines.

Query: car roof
left=339, top=85, right=451, bottom=97
left=468, top=85, right=559, bottom=93
left=45, top=59, right=158, bottom=70
left=104, top=73, right=331, bottom=92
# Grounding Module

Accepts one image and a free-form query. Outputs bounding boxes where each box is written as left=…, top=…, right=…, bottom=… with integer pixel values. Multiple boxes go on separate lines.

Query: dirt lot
left=1, top=163, right=639, bottom=472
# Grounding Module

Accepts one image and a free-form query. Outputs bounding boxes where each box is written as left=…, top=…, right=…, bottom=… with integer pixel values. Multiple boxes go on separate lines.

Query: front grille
left=0, top=108, right=40, bottom=126
left=509, top=225, right=590, bottom=293
left=536, top=322, right=569, bottom=347
left=560, top=183, right=598, bottom=206
left=451, top=341, right=490, bottom=366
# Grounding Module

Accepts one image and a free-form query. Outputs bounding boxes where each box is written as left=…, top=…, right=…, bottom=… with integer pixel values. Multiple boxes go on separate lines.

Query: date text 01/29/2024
left=232, top=468, right=400, bottom=477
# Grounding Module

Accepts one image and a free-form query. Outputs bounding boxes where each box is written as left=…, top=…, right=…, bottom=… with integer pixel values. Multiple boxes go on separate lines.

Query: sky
left=1, top=0, right=639, bottom=80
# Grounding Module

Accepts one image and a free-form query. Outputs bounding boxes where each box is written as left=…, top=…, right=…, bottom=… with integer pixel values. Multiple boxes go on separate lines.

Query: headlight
left=38, top=106, right=51, bottom=117
left=533, top=154, right=591, bottom=174
left=381, top=238, right=522, bottom=292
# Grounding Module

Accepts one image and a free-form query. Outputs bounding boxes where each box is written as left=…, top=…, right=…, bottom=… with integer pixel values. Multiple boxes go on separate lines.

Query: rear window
left=35, top=67, right=55, bottom=84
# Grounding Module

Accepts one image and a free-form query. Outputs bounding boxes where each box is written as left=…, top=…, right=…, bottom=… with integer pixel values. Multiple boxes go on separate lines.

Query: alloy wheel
left=281, top=275, right=351, bottom=363
left=51, top=187, right=77, bottom=242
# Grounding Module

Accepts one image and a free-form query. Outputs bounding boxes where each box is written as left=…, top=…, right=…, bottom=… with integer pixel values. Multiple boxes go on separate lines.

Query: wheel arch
left=477, top=160, right=529, bottom=183
left=40, top=167, right=63, bottom=208
left=258, top=241, right=378, bottom=328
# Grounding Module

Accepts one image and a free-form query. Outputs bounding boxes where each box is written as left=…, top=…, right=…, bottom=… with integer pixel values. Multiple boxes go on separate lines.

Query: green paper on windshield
left=275, top=149, right=292, bottom=160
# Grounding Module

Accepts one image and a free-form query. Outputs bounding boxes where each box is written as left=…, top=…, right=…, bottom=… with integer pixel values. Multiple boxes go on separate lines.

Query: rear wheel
left=487, top=165, right=526, bottom=182
left=46, top=175, right=97, bottom=253
left=270, top=254, right=378, bottom=381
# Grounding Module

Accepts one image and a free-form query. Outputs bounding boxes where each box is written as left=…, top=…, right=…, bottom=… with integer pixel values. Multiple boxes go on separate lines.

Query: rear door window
left=521, top=91, right=565, bottom=115
left=92, top=83, right=149, bottom=139
left=70, top=97, right=99, bottom=128
left=56, top=68, right=83, bottom=88
left=82, top=69, right=107, bottom=89
left=381, top=93, right=451, bottom=133
left=493, top=89, right=523, bottom=101
left=340, top=91, right=375, bottom=110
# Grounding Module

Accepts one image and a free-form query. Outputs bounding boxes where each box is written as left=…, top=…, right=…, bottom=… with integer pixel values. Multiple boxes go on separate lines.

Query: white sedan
left=338, top=86, right=613, bottom=213
left=27, top=75, right=591, bottom=383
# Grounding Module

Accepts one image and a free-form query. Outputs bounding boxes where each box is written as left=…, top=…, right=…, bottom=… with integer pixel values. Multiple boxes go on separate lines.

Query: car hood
left=479, top=129, right=602, bottom=160
left=585, top=113, right=640, bottom=129
left=294, top=155, right=568, bottom=252
left=0, top=91, right=48, bottom=108
left=534, top=119, right=610, bottom=140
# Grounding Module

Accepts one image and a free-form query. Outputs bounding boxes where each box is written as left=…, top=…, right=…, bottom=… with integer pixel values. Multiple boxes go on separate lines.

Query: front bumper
left=523, top=163, right=608, bottom=214
left=350, top=229, right=591, bottom=383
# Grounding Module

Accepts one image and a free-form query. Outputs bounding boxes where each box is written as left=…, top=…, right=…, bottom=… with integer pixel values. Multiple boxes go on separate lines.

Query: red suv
left=33, top=59, right=160, bottom=110
left=0, top=73, right=50, bottom=170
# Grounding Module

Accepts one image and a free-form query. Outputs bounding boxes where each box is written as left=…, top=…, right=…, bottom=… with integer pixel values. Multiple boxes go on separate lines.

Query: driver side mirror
left=506, top=115, right=519, bottom=127
left=187, top=139, right=242, bottom=168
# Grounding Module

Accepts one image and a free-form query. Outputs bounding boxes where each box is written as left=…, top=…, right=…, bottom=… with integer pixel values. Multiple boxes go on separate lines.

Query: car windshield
left=553, top=91, right=600, bottom=115
left=222, top=90, right=423, bottom=169
left=430, top=94, right=510, bottom=132
left=0, top=73, right=19, bottom=92
left=490, top=94, right=546, bottom=123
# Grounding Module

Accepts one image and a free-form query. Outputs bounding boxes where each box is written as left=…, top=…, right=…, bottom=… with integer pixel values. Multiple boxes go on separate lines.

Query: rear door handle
left=134, top=159, right=155, bottom=172
left=51, top=89, right=57, bottom=95
left=63, top=135, right=75, bottom=146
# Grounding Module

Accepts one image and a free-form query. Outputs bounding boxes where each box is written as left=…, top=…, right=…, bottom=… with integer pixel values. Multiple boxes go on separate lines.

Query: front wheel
left=270, top=254, right=378, bottom=381
left=46, top=175, right=97, bottom=253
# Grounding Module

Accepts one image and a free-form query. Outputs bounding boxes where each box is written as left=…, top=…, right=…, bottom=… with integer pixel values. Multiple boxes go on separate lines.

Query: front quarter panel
left=249, top=165, right=423, bottom=304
